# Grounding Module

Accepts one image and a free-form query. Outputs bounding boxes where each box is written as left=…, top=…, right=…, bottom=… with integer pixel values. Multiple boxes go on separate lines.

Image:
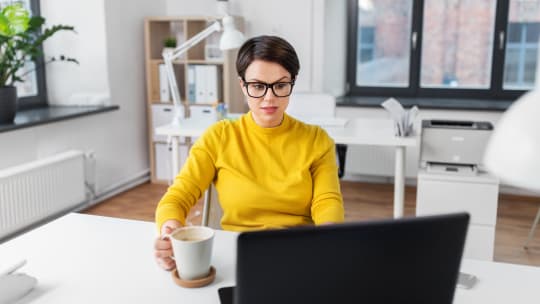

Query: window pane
left=526, top=23, right=540, bottom=42
left=524, top=49, right=538, bottom=83
left=507, top=23, right=522, bottom=43
left=0, top=0, right=31, bottom=11
left=355, top=0, right=413, bottom=87
left=504, top=48, right=520, bottom=83
left=360, top=49, right=374, bottom=62
left=504, top=1, right=540, bottom=90
left=360, top=27, right=375, bottom=44
left=421, top=0, right=496, bottom=89
left=0, top=0, right=41, bottom=99
left=14, top=61, right=38, bottom=97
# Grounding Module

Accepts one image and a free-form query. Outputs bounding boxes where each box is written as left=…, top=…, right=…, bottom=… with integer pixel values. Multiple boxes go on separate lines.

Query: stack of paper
left=381, top=98, right=418, bottom=137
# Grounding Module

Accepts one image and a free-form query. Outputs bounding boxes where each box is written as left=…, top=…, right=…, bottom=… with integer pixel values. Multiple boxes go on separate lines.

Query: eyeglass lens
left=245, top=82, right=293, bottom=98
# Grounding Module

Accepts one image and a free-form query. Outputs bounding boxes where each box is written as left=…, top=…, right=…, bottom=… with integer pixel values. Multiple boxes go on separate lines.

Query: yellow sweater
left=155, top=112, right=344, bottom=232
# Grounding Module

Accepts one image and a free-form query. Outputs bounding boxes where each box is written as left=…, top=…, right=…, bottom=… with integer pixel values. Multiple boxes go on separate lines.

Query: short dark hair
left=236, top=35, right=300, bottom=81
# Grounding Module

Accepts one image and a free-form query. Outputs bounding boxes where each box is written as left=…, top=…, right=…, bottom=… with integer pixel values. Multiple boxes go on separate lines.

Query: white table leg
left=171, top=136, right=180, bottom=182
left=394, top=146, right=406, bottom=218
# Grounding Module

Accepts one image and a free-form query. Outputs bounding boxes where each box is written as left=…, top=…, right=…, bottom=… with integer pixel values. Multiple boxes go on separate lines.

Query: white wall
left=165, top=0, right=316, bottom=92
left=41, top=0, right=110, bottom=105
left=322, top=0, right=347, bottom=96
left=0, top=0, right=166, bottom=198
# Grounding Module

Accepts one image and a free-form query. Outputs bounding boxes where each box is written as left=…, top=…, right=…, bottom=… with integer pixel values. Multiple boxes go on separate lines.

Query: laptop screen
left=221, top=213, right=468, bottom=304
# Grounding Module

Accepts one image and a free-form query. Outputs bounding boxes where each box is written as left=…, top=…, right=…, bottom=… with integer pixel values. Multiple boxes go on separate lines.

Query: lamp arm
left=162, top=21, right=222, bottom=125
left=168, top=21, right=221, bottom=61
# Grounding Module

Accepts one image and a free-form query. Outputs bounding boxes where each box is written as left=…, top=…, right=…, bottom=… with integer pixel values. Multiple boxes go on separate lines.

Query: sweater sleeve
left=310, top=128, right=345, bottom=224
left=155, top=121, right=223, bottom=232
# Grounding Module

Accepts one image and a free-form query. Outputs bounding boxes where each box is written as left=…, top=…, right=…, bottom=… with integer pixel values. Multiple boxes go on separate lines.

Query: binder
left=192, top=64, right=220, bottom=103
left=195, top=65, right=206, bottom=103
left=158, top=64, right=170, bottom=102
left=187, top=65, right=196, bottom=103
left=205, top=65, right=218, bottom=104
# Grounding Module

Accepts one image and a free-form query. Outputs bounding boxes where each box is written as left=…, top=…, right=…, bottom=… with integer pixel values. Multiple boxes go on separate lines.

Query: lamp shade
left=219, top=16, right=244, bottom=50
left=483, top=90, right=540, bottom=191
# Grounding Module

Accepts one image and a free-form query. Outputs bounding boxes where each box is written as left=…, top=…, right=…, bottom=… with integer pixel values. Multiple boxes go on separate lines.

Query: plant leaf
left=0, top=4, right=30, bottom=36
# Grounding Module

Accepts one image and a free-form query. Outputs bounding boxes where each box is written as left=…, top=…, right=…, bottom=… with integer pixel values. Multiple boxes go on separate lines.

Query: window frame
left=9, top=0, right=49, bottom=110
left=346, top=0, right=525, bottom=104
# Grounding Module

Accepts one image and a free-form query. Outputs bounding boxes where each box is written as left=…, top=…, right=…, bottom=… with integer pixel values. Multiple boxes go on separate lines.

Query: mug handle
left=161, top=233, right=176, bottom=261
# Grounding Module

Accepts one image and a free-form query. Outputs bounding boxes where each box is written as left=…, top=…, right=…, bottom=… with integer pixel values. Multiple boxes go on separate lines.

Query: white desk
left=156, top=116, right=417, bottom=218
left=1, top=214, right=539, bottom=303
left=0, top=214, right=236, bottom=303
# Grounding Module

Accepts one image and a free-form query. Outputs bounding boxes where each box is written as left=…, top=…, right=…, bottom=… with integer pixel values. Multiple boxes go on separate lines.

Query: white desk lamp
left=483, top=84, right=540, bottom=249
left=162, top=15, right=244, bottom=125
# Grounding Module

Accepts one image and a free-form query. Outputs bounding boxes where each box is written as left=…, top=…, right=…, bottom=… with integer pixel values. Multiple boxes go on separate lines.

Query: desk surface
left=0, top=214, right=236, bottom=303
left=4, top=214, right=537, bottom=303
left=155, top=116, right=418, bottom=147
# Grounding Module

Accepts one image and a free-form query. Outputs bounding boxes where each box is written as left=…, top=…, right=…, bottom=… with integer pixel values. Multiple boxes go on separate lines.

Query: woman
left=154, top=35, right=344, bottom=270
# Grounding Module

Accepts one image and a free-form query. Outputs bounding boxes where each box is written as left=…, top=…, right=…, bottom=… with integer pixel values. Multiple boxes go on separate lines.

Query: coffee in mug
left=167, top=226, right=214, bottom=280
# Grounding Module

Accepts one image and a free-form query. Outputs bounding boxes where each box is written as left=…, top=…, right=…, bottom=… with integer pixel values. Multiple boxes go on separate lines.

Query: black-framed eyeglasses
left=243, top=80, right=295, bottom=98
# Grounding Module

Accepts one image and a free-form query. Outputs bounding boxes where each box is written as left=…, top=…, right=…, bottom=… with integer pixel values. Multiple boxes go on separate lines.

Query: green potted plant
left=0, top=3, right=76, bottom=123
left=162, top=37, right=177, bottom=57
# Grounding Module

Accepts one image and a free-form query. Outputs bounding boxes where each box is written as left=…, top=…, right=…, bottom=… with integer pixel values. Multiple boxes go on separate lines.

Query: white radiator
left=0, top=150, right=87, bottom=240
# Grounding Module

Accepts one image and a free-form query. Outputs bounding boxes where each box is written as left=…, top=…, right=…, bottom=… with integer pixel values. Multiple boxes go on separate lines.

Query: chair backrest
left=286, top=93, right=336, bottom=119
left=202, top=185, right=223, bottom=230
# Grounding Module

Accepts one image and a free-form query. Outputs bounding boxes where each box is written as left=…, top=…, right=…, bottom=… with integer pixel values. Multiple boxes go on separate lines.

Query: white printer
left=417, top=119, right=499, bottom=260
left=419, top=119, right=493, bottom=175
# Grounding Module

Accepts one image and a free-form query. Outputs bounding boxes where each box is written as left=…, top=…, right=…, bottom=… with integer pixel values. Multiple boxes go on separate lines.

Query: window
left=504, top=23, right=540, bottom=89
left=347, top=0, right=540, bottom=104
left=354, top=2, right=413, bottom=88
left=0, top=0, right=47, bottom=109
left=420, top=0, right=497, bottom=90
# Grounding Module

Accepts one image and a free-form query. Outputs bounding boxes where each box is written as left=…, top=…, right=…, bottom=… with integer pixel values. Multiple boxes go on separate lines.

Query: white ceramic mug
left=164, top=226, right=214, bottom=280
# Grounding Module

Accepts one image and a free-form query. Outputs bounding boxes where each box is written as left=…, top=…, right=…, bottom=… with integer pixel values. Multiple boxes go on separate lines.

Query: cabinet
left=416, top=169, right=499, bottom=261
left=144, top=16, right=246, bottom=183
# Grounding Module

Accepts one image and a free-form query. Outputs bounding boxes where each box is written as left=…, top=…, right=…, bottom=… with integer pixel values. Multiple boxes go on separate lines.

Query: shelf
left=145, top=16, right=246, bottom=184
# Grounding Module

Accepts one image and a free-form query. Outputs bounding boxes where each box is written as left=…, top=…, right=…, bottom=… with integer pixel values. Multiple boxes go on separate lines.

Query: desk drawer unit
left=416, top=170, right=499, bottom=261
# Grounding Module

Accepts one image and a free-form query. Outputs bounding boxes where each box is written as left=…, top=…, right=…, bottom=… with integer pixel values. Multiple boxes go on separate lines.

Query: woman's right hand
left=154, top=219, right=182, bottom=271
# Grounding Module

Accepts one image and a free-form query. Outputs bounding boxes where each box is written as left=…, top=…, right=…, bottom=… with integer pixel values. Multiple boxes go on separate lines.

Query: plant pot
left=0, top=86, right=17, bottom=124
left=162, top=47, right=175, bottom=57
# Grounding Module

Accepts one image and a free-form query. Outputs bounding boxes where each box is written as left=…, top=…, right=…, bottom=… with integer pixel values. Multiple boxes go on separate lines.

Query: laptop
left=218, top=212, right=469, bottom=304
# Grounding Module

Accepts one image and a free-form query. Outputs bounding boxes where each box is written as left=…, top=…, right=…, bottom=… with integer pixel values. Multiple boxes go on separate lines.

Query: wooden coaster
left=171, top=266, right=216, bottom=288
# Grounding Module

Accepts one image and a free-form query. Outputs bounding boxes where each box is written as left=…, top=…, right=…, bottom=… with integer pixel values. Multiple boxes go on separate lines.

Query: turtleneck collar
left=243, top=111, right=292, bottom=136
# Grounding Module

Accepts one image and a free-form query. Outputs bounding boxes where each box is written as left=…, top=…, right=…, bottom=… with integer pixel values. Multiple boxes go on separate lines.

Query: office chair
left=201, top=185, right=223, bottom=229
left=286, top=93, right=347, bottom=177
